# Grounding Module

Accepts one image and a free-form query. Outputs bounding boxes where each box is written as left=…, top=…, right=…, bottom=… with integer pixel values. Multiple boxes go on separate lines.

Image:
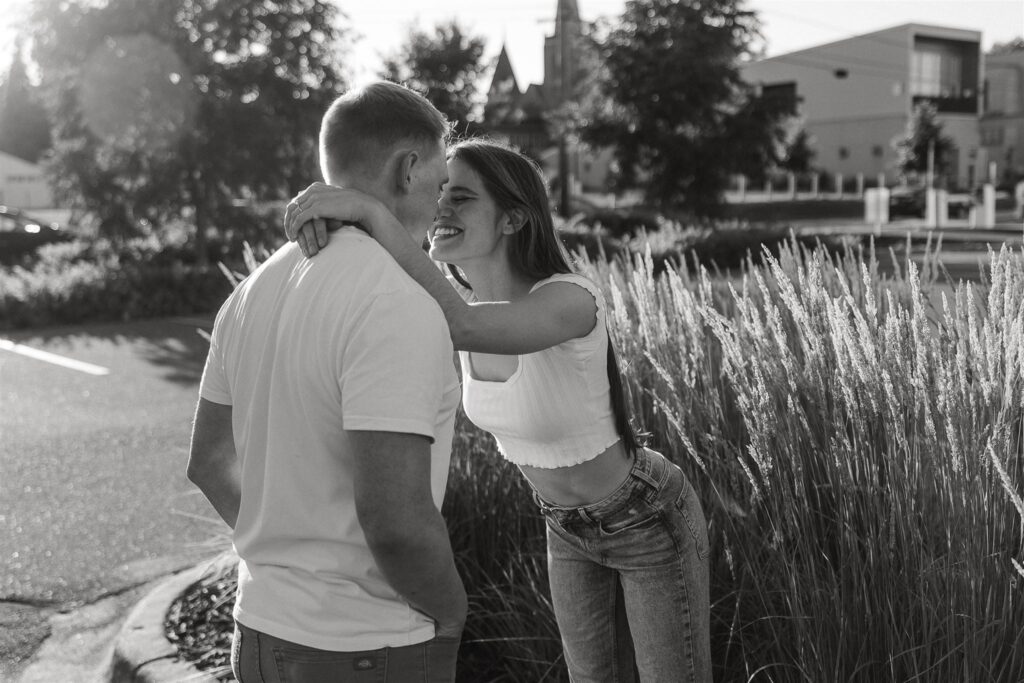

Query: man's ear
left=501, top=208, right=527, bottom=235
left=392, top=149, right=419, bottom=194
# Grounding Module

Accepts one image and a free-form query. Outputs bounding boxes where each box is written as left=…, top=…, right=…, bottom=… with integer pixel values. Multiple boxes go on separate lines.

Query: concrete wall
left=980, top=49, right=1024, bottom=182
left=806, top=115, right=907, bottom=181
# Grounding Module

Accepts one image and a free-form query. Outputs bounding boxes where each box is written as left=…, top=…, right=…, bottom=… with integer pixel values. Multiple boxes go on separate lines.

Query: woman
left=284, top=140, right=711, bottom=682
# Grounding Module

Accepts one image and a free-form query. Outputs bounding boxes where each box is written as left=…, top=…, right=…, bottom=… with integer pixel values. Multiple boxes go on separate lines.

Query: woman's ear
left=500, top=208, right=527, bottom=235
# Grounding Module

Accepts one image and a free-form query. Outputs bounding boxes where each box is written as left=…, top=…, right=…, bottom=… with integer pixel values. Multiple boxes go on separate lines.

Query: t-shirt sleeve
left=198, top=302, right=233, bottom=406
left=340, top=290, right=453, bottom=439
left=530, top=273, right=606, bottom=355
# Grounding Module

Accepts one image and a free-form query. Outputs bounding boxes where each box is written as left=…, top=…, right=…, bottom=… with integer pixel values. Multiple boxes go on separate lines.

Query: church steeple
left=488, top=45, right=520, bottom=98
left=555, top=0, right=581, bottom=34
left=484, top=44, right=522, bottom=126
left=544, top=0, right=583, bottom=106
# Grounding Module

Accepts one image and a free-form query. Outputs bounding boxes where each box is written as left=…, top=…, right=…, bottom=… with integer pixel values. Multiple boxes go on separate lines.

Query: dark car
left=0, top=206, right=71, bottom=264
left=946, top=192, right=976, bottom=219
left=888, top=186, right=926, bottom=218
left=888, top=187, right=976, bottom=220
left=0, top=206, right=63, bottom=233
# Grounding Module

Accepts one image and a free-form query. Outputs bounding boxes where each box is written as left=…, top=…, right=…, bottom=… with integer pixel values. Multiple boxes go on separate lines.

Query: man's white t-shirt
left=199, top=229, right=460, bottom=651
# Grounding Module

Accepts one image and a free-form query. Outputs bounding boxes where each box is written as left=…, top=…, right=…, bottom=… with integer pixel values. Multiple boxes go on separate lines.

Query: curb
left=108, top=559, right=224, bottom=683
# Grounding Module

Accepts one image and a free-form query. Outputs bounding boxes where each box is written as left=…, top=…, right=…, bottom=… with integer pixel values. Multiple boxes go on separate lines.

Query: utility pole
left=558, top=5, right=572, bottom=218
left=926, top=139, right=935, bottom=188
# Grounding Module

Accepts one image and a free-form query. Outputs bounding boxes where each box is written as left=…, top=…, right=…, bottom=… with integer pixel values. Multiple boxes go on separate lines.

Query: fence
left=726, top=172, right=890, bottom=201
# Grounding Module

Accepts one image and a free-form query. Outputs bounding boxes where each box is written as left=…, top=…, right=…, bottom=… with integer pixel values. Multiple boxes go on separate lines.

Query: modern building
left=741, top=24, right=983, bottom=188
left=0, top=150, right=52, bottom=209
left=979, top=46, right=1024, bottom=185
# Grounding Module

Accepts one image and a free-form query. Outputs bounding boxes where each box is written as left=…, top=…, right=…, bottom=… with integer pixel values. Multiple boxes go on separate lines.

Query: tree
left=892, top=102, right=954, bottom=185
left=382, top=20, right=487, bottom=135
left=0, top=39, right=52, bottom=163
left=990, top=37, right=1024, bottom=54
left=28, top=0, right=348, bottom=258
left=780, top=128, right=817, bottom=174
left=578, top=0, right=789, bottom=215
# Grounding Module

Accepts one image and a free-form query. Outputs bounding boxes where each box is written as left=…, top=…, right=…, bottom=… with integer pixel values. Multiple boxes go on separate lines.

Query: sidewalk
left=11, top=555, right=217, bottom=683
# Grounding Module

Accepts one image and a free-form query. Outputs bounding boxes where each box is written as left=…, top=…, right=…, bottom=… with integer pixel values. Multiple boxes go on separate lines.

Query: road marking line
left=0, top=339, right=110, bottom=376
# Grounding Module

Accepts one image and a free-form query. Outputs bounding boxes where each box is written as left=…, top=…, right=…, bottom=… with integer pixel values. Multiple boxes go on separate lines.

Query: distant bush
left=0, top=237, right=231, bottom=330
left=557, top=217, right=844, bottom=274
left=570, top=205, right=667, bottom=238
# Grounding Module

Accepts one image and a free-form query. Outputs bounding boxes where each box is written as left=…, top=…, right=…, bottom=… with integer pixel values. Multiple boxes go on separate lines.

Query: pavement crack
left=0, top=596, right=59, bottom=609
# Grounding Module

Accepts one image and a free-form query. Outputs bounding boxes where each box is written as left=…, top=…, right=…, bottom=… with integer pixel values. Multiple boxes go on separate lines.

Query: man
left=187, top=81, right=465, bottom=682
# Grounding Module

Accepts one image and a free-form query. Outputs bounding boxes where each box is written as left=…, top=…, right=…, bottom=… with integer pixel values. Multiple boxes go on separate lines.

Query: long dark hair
left=447, top=139, right=644, bottom=456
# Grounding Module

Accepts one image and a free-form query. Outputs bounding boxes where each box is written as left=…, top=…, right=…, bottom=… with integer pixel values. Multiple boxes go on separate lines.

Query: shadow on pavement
left=3, top=316, right=214, bottom=386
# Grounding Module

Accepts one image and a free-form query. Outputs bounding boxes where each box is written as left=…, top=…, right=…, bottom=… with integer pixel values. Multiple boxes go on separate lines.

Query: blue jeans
left=536, top=448, right=711, bottom=683
left=231, top=621, right=460, bottom=683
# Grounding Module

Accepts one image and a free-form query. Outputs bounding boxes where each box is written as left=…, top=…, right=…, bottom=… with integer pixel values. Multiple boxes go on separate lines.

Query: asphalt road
left=0, top=317, right=225, bottom=675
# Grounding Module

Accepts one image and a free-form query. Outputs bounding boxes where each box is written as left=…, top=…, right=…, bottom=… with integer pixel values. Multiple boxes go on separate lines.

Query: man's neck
left=331, top=177, right=416, bottom=240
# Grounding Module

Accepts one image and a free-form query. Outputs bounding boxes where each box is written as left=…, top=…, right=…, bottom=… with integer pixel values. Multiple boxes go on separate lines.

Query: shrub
left=557, top=216, right=845, bottom=274
left=0, top=237, right=231, bottom=330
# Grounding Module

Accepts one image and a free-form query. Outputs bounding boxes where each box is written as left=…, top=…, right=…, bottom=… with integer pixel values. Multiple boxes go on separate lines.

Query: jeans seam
left=676, top=554, right=697, bottom=683
left=608, top=576, right=621, bottom=682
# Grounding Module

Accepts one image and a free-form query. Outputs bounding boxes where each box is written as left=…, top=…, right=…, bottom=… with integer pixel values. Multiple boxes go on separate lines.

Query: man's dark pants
left=231, top=621, right=460, bottom=682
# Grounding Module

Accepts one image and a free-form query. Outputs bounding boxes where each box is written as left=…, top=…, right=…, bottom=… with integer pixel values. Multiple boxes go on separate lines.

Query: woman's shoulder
left=530, top=271, right=600, bottom=290
left=530, top=272, right=604, bottom=309
left=529, top=272, right=606, bottom=345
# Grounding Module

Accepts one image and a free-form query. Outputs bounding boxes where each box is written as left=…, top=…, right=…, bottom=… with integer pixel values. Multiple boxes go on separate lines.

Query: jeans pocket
left=272, top=647, right=384, bottom=683
left=596, top=502, right=661, bottom=536
left=675, top=478, right=710, bottom=560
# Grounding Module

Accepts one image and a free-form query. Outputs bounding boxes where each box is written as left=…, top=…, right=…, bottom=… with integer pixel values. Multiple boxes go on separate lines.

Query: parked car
left=0, top=206, right=63, bottom=233
left=0, top=206, right=71, bottom=265
left=888, top=186, right=926, bottom=218
left=887, top=187, right=976, bottom=220
left=946, top=192, right=976, bottom=219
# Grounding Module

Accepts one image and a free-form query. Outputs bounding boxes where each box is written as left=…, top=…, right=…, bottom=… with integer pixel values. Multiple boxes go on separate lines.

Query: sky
left=0, top=0, right=1021, bottom=86
left=338, top=0, right=1024, bottom=87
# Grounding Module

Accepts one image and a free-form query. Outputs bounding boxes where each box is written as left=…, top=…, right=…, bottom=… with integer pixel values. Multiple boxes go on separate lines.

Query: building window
left=911, top=44, right=964, bottom=97
left=761, top=81, right=799, bottom=116
left=981, top=126, right=1005, bottom=146
left=838, top=147, right=849, bottom=160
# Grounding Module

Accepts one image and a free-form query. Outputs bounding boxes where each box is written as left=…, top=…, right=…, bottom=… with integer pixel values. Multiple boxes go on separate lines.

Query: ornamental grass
left=172, top=237, right=1024, bottom=682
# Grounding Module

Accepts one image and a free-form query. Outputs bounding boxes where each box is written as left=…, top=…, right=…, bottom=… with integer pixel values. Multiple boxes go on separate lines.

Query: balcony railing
left=912, top=95, right=979, bottom=115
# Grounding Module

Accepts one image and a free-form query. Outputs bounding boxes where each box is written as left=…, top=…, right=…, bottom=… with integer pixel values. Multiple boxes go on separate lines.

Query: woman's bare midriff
left=519, top=439, right=636, bottom=507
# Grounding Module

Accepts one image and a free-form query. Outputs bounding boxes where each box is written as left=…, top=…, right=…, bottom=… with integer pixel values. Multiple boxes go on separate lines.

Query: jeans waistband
left=531, top=448, right=668, bottom=521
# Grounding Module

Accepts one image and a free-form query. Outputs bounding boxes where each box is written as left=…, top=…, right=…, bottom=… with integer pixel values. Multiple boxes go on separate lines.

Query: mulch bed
left=165, top=564, right=237, bottom=681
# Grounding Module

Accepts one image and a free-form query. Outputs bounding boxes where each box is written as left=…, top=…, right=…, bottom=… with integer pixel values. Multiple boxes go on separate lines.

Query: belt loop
left=631, top=449, right=663, bottom=491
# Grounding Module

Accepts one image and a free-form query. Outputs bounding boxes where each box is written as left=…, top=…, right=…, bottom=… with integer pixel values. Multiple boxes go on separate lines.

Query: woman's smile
left=430, top=223, right=465, bottom=246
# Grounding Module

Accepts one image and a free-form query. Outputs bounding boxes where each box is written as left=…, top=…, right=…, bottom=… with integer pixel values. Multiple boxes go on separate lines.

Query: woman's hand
left=283, top=183, right=391, bottom=257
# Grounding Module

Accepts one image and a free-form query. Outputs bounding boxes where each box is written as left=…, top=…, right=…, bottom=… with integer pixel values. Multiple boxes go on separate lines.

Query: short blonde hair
left=319, top=81, right=449, bottom=180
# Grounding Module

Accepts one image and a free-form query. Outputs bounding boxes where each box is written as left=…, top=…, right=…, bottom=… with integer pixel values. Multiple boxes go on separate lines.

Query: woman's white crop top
left=460, top=272, right=621, bottom=469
